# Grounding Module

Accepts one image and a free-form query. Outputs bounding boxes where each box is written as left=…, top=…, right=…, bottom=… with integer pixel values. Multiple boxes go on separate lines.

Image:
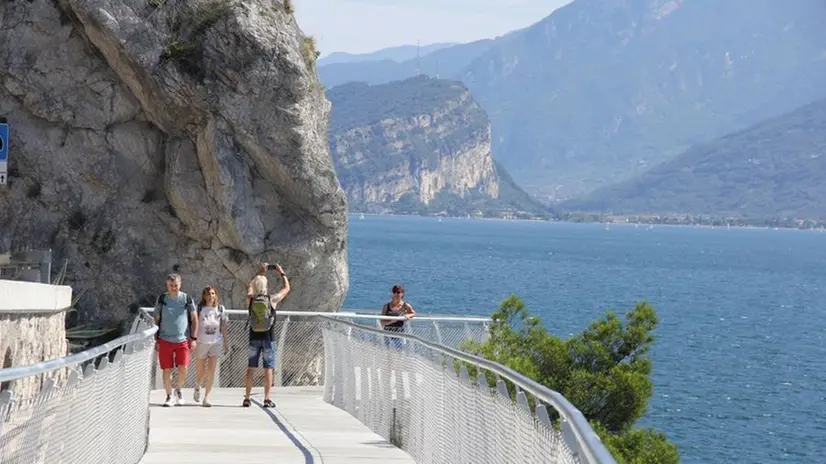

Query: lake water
left=343, top=215, right=826, bottom=463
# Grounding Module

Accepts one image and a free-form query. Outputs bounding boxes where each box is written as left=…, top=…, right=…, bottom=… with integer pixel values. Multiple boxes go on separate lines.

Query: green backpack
left=248, top=293, right=275, bottom=333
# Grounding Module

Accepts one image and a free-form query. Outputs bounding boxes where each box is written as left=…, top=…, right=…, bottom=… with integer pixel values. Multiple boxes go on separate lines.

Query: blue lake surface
left=342, top=214, right=826, bottom=463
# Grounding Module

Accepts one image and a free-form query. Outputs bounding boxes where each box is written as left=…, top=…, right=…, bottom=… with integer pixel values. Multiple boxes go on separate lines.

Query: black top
left=382, top=302, right=409, bottom=332
left=249, top=325, right=276, bottom=342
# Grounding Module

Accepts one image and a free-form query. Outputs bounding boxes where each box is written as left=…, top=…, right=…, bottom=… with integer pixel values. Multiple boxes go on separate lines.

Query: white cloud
left=294, top=0, right=572, bottom=56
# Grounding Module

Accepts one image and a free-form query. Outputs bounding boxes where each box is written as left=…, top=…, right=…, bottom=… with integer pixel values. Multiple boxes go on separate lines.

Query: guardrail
left=0, top=249, right=52, bottom=283
left=0, top=321, right=158, bottom=464
left=139, top=307, right=491, bottom=389
left=0, top=305, right=614, bottom=463
left=318, top=315, right=617, bottom=464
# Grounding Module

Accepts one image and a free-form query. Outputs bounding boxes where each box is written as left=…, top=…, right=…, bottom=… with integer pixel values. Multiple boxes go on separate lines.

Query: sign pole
left=0, top=123, right=8, bottom=186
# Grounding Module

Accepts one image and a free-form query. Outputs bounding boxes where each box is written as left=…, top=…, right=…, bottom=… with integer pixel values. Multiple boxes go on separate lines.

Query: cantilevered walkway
left=0, top=308, right=616, bottom=464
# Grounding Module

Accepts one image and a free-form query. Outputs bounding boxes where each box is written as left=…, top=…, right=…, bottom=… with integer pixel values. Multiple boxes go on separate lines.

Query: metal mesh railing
left=141, top=308, right=491, bottom=390
left=318, top=317, right=618, bottom=464
left=0, top=319, right=157, bottom=464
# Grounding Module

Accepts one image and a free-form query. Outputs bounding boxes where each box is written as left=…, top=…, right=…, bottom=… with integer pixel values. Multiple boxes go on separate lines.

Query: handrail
left=0, top=305, right=74, bottom=315
left=316, top=315, right=617, bottom=464
left=138, top=307, right=492, bottom=323
left=0, top=324, right=158, bottom=383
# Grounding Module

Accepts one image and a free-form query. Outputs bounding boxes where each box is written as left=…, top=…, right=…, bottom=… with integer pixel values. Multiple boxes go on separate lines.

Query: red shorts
left=158, top=339, right=191, bottom=369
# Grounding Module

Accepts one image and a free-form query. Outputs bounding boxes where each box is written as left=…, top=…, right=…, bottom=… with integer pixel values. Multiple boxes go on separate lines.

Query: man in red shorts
left=154, top=273, right=198, bottom=407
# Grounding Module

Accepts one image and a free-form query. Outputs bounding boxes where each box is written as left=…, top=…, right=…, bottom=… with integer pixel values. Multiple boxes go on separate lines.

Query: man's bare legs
left=264, top=368, right=273, bottom=401
left=162, top=369, right=173, bottom=395
left=244, top=367, right=254, bottom=401
left=243, top=338, right=276, bottom=407
left=177, top=365, right=188, bottom=390
left=162, top=365, right=188, bottom=402
left=243, top=367, right=273, bottom=403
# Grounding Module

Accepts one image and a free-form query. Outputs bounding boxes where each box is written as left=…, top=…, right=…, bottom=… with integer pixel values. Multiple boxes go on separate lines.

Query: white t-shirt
left=197, top=305, right=228, bottom=344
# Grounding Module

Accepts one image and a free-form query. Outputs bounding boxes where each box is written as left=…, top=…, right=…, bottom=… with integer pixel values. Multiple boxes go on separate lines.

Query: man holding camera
left=243, top=262, right=290, bottom=408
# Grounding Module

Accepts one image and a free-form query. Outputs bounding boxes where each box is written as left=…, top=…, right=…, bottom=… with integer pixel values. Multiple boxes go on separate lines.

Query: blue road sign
left=0, top=123, right=7, bottom=162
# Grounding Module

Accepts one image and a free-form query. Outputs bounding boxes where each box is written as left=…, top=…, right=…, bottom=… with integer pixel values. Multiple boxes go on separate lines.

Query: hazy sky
left=294, top=0, right=573, bottom=57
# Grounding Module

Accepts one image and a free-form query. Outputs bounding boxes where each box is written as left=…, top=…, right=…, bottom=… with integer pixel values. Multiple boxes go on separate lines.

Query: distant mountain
left=318, top=38, right=497, bottom=88
left=562, top=98, right=826, bottom=220
left=317, top=43, right=457, bottom=67
left=319, top=0, right=826, bottom=203
left=326, top=77, right=550, bottom=219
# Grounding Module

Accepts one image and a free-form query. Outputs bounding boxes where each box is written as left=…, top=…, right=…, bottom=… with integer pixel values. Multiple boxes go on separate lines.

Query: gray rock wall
left=0, top=0, right=349, bottom=324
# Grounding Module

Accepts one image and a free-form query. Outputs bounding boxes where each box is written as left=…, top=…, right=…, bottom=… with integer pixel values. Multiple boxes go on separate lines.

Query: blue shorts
left=248, top=339, right=276, bottom=369
left=384, top=337, right=403, bottom=350
left=383, top=329, right=404, bottom=350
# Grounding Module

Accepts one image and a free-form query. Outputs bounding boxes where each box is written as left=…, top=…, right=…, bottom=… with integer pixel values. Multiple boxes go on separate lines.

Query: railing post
left=463, top=321, right=472, bottom=344
left=40, top=249, right=52, bottom=284
left=431, top=320, right=443, bottom=344
left=322, top=328, right=333, bottom=403
left=275, top=315, right=290, bottom=387
left=153, top=357, right=163, bottom=390
left=0, top=390, right=11, bottom=437
left=561, top=417, right=584, bottom=460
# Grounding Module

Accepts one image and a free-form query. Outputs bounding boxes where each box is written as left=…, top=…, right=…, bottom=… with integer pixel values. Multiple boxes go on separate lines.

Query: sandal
left=242, top=398, right=251, bottom=407
left=263, top=399, right=275, bottom=408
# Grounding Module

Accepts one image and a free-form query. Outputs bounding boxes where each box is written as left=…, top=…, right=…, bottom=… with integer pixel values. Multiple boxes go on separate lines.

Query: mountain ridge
left=318, top=0, right=826, bottom=204
left=561, top=98, right=826, bottom=219
left=318, top=42, right=457, bottom=66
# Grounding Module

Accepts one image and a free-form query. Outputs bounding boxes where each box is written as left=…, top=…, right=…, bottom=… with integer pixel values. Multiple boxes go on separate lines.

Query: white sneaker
left=202, top=399, right=212, bottom=408
left=163, top=394, right=173, bottom=407
left=193, top=388, right=201, bottom=403
left=175, top=389, right=185, bottom=406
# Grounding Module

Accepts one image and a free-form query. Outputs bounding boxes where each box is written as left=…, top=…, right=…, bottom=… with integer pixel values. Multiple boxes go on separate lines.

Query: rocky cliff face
left=327, top=76, right=500, bottom=213
left=0, top=0, right=348, bottom=324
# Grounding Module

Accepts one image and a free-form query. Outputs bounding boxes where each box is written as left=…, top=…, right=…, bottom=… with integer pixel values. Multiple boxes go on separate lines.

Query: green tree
left=462, top=294, right=679, bottom=464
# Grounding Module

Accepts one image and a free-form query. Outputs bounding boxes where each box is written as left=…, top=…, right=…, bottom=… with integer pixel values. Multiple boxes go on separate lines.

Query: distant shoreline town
left=349, top=211, right=826, bottom=232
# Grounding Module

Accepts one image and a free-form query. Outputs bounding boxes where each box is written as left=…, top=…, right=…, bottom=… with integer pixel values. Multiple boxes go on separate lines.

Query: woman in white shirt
left=193, top=286, right=229, bottom=407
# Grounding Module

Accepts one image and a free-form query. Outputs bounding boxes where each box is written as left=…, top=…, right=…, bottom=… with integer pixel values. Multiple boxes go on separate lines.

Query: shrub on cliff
left=461, top=294, right=679, bottom=464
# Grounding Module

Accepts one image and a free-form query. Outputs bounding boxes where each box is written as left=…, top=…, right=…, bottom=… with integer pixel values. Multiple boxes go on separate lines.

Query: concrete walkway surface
left=140, top=386, right=415, bottom=464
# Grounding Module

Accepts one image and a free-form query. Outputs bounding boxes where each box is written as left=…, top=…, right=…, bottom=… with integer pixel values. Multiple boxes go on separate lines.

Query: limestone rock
left=327, top=76, right=548, bottom=219
left=328, top=76, right=498, bottom=206
left=0, top=0, right=348, bottom=324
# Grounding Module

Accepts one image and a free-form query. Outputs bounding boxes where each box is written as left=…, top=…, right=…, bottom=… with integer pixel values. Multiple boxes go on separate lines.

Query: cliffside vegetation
left=328, top=76, right=487, bottom=134
left=462, top=295, right=679, bottom=463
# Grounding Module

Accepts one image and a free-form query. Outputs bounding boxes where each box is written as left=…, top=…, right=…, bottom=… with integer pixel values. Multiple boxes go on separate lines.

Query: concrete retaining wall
left=0, top=280, right=71, bottom=396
